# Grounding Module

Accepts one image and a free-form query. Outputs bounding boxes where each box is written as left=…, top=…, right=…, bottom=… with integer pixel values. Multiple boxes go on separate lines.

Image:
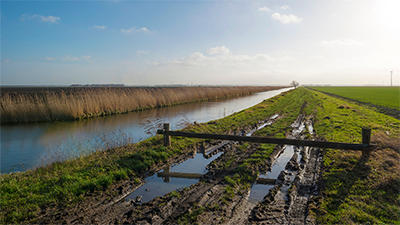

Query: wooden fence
left=157, top=123, right=376, bottom=151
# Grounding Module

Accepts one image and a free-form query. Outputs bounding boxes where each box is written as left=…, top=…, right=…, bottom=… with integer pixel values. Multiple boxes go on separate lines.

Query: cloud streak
left=163, top=47, right=295, bottom=68
left=121, top=27, right=154, bottom=34
left=21, top=14, right=61, bottom=23
left=62, top=55, right=93, bottom=62
left=93, top=25, right=106, bottom=29
left=258, top=6, right=271, bottom=12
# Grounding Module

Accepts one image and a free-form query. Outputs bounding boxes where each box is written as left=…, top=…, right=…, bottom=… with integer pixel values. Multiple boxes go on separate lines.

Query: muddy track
left=35, top=116, right=277, bottom=224
left=118, top=115, right=322, bottom=225
left=36, top=114, right=323, bottom=224
left=248, top=145, right=322, bottom=224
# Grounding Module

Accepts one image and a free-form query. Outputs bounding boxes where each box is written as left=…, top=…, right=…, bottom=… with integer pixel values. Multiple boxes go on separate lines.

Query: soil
left=35, top=115, right=323, bottom=224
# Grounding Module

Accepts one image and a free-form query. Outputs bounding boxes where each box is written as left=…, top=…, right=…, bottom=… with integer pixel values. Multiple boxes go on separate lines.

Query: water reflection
left=124, top=152, right=224, bottom=203
left=1, top=88, right=292, bottom=174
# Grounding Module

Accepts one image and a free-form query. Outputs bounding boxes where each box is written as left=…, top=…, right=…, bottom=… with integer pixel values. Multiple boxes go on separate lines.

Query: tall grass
left=1, top=86, right=283, bottom=124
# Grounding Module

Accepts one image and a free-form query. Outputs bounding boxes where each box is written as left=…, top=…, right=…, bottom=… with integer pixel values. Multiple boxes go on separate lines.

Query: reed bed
left=1, top=86, right=284, bottom=124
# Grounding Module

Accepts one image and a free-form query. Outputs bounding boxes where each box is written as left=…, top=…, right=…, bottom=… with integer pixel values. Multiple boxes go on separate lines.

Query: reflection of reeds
left=1, top=86, right=283, bottom=124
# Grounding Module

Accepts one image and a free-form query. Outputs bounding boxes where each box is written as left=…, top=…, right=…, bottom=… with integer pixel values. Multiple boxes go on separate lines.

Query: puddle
left=249, top=145, right=297, bottom=202
left=270, top=114, right=279, bottom=120
left=292, top=123, right=305, bottom=135
left=246, top=114, right=279, bottom=137
left=123, top=152, right=223, bottom=203
left=122, top=116, right=279, bottom=205
left=307, top=123, right=314, bottom=135
left=248, top=184, right=275, bottom=204
left=249, top=121, right=306, bottom=203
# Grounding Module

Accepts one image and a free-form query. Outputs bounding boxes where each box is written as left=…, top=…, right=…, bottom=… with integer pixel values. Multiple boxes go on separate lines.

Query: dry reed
left=1, top=86, right=284, bottom=124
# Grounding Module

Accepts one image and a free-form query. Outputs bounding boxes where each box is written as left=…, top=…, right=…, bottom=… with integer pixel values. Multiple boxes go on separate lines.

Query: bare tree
left=290, top=81, right=300, bottom=89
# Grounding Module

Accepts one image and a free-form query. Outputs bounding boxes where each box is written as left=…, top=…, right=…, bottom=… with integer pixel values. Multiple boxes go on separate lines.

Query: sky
left=1, top=0, right=399, bottom=86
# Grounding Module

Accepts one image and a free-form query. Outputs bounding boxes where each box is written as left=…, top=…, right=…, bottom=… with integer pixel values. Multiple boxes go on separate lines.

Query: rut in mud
left=37, top=114, right=323, bottom=224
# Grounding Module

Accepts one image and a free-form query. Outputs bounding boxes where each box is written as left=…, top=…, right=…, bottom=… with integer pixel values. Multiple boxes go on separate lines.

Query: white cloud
left=121, top=27, right=153, bottom=34
left=259, top=6, right=271, bottom=12
left=21, top=14, right=60, bottom=23
left=164, top=48, right=295, bottom=68
left=82, top=55, right=91, bottom=61
left=45, top=57, right=54, bottom=61
left=151, top=61, right=159, bottom=66
left=281, top=5, right=290, bottom=10
left=62, top=55, right=80, bottom=61
left=137, top=50, right=149, bottom=56
left=207, top=46, right=231, bottom=55
left=271, top=12, right=303, bottom=24
left=319, top=39, right=364, bottom=47
left=93, top=25, right=106, bottom=29
left=62, top=55, right=93, bottom=62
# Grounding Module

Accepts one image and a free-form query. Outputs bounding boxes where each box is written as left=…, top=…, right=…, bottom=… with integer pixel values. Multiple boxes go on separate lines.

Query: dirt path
left=37, top=114, right=323, bottom=224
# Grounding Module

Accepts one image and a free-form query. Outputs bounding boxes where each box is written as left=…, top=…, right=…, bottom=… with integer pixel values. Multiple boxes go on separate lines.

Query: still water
left=1, top=88, right=292, bottom=174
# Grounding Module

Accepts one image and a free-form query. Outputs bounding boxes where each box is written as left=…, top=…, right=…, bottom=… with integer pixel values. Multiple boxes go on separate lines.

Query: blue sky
left=1, top=0, right=399, bottom=86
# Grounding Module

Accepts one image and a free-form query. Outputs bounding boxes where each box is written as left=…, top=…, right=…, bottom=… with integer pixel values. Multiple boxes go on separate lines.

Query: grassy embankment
left=310, top=86, right=400, bottom=110
left=177, top=87, right=400, bottom=224
left=0, top=86, right=283, bottom=124
left=1, top=87, right=399, bottom=224
left=308, top=89, right=400, bottom=224
left=0, top=87, right=291, bottom=224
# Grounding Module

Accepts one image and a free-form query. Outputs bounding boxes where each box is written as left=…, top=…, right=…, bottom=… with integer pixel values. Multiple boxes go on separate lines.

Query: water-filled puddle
left=123, top=152, right=223, bottom=203
left=249, top=145, right=297, bottom=202
left=249, top=121, right=305, bottom=203
left=123, top=116, right=280, bottom=204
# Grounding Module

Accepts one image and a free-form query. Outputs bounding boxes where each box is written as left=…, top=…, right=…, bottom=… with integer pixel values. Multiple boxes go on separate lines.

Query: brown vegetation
left=1, top=86, right=284, bottom=124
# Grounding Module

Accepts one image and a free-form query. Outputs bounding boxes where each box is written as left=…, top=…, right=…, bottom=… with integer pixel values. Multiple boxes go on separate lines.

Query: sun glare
left=372, top=0, right=400, bottom=38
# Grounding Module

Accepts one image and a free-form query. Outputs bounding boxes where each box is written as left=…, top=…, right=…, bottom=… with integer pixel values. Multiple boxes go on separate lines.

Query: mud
left=35, top=114, right=323, bottom=224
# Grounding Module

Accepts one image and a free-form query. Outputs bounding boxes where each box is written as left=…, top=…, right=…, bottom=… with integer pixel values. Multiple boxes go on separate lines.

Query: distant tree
left=290, top=81, right=300, bottom=89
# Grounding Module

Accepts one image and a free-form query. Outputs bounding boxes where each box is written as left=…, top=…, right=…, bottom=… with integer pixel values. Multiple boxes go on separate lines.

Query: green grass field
left=310, top=86, right=400, bottom=110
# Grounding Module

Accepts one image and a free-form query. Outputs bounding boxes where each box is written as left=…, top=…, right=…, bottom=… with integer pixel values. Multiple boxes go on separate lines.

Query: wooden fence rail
left=157, top=123, right=376, bottom=151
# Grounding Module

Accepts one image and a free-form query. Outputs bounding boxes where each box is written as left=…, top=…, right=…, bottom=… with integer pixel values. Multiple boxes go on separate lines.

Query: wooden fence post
left=164, top=123, right=171, bottom=147
left=362, top=128, right=371, bottom=145
left=362, top=128, right=371, bottom=158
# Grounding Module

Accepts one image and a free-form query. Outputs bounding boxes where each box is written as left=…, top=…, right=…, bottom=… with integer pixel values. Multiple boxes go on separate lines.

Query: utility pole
left=391, top=70, right=393, bottom=86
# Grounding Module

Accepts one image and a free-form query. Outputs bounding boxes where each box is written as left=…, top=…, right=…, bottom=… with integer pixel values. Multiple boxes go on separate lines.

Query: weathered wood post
left=362, top=128, right=371, bottom=145
left=164, top=123, right=171, bottom=147
left=362, top=127, right=371, bottom=158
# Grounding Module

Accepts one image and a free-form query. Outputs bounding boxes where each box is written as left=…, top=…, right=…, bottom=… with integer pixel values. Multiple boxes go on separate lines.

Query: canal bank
left=1, top=87, right=399, bottom=224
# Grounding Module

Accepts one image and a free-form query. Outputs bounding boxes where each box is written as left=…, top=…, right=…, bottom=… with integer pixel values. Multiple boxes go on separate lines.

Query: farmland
left=1, top=87, right=399, bottom=224
left=310, top=86, right=400, bottom=110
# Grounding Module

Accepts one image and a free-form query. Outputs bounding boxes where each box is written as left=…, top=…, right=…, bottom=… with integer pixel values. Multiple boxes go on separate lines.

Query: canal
left=1, top=87, right=292, bottom=174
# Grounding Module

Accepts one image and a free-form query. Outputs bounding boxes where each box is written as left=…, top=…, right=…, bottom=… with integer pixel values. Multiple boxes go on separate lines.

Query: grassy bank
left=309, top=89, right=400, bottom=224
left=310, top=86, right=400, bottom=110
left=1, top=87, right=398, bottom=224
left=0, top=86, right=284, bottom=124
